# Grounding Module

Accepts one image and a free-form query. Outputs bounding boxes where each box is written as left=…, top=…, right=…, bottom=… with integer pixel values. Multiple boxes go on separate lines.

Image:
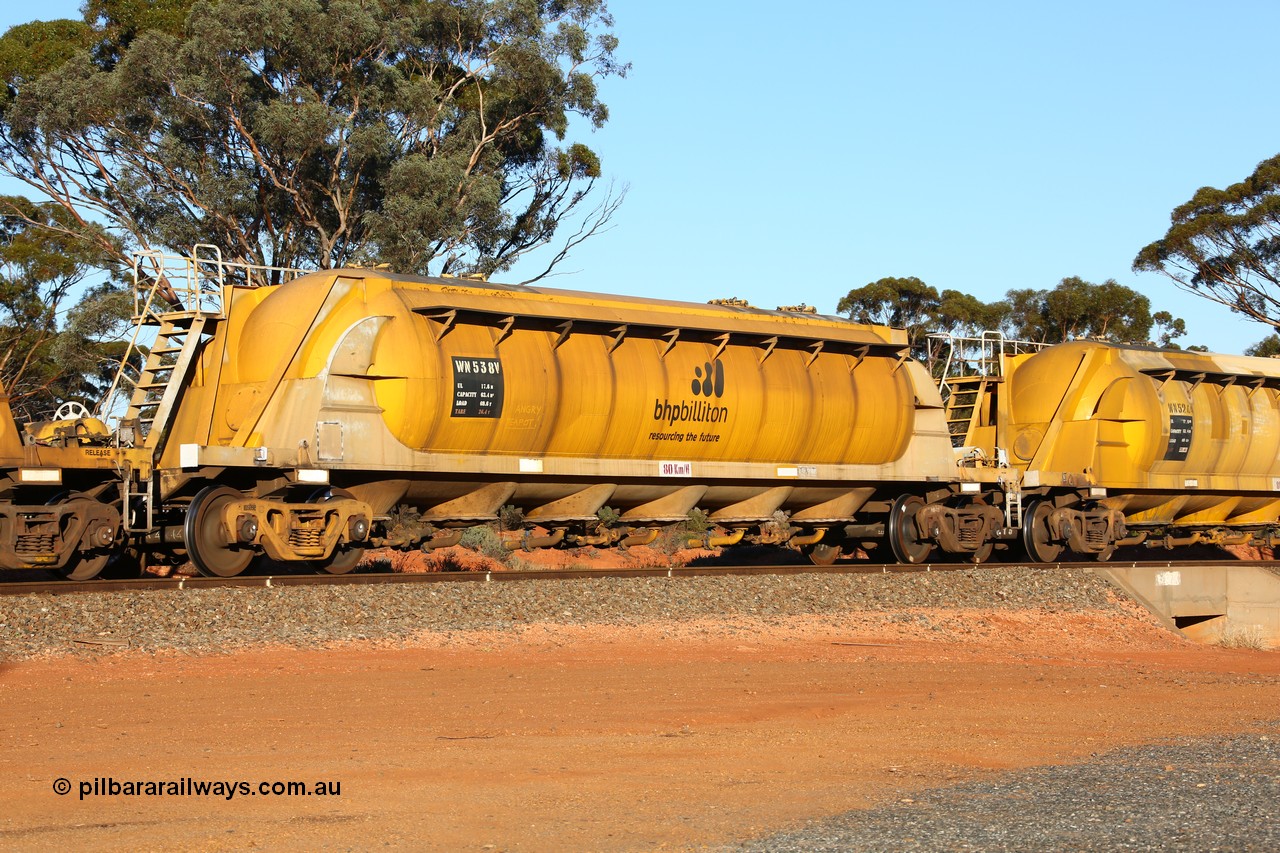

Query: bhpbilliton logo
left=653, top=359, right=729, bottom=425
left=691, top=360, right=725, bottom=398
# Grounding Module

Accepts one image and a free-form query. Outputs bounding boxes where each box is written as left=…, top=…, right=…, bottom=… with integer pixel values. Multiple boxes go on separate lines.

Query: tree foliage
left=1134, top=153, right=1280, bottom=330
left=837, top=275, right=1189, bottom=357
left=1246, top=334, right=1280, bottom=358
left=1005, top=276, right=1170, bottom=344
left=0, top=0, right=628, bottom=281
left=835, top=277, right=943, bottom=348
left=0, top=197, right=132, bottom=418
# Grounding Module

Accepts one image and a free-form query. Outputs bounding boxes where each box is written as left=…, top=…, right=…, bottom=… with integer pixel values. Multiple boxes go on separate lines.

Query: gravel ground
left=0, top=567, right=1127, bottom=660
left=732, top=725, right=1280, bottom=852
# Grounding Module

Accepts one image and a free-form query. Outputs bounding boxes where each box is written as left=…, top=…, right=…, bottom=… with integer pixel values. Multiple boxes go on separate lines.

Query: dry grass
left=1218, top=623, right=1269, bottom=650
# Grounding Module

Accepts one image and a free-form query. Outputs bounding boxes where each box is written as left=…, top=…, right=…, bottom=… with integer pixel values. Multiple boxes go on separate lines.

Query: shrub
left=498, top=504, right=524, bottom=531
left=1219, top=624, right=1268, bottom=650
left=460, top=525, right=510, bottom=562
left=656, top=526, right=691, bottom=556
left=684, top=508, right=711, bottom=534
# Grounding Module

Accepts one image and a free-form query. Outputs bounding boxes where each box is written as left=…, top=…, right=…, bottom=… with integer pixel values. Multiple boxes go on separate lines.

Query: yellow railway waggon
left=937, top=336, right=1280, bottom=562
left=4, top=250, right=1278, bottom=579
left=138, top=254, right=1006, bottom=576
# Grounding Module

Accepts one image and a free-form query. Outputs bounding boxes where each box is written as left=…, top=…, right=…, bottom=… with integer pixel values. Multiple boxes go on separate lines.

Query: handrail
left=928, top=331, right=1049, bottom=381
left=96, top=261, right=170, bottom=419
left=94, top=247, right=308, bottom=423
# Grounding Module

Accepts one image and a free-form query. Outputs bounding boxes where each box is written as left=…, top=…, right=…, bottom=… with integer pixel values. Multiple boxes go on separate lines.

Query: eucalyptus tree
left=1135, top=154, right=1280, bottom=331
left=837, top=276, right=942, bottom=352
left=0, top=197, right=132, bottom=418
left=1022, top=276, right=1159, bottom=344
left=1246, top=334, right=1280, bottom=358
left=838, top=275, right=1189, bottom=354
left=0, top=0, right=628, bottom=280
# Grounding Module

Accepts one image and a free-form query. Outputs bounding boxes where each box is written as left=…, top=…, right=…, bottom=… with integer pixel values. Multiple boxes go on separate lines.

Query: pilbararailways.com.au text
left=53, top=776, right=341, bottom=800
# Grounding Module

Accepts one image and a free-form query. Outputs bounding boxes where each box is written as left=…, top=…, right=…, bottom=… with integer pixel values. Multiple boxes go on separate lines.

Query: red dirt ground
left=2, top=607, right=1278, bottom=851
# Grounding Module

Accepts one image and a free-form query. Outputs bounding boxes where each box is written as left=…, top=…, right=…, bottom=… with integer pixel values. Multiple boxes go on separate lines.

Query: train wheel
left=311, top=548, right=362, bottom=575
left=807, top=543, right=843, bottom=566
left=185, top=486, right=254, bottom=578
left=59, top=551, right=110, bottom=581
left=887, top=495, right=933, bottom=564
left=966, top=540, right=994, bottom=564
left=1021, top=499, right=1062, bottom=563
left=56, top=495, right=111, bottom=581
left=307, top=488, right=363, bottom=575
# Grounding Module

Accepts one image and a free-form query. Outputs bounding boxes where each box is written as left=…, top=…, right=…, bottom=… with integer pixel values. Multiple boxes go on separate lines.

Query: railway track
left=0, top=558, right=1265, bottom=597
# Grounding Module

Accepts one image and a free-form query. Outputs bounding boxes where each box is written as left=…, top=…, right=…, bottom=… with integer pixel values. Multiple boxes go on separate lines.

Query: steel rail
left=1, top=559, right=1272, bottom=597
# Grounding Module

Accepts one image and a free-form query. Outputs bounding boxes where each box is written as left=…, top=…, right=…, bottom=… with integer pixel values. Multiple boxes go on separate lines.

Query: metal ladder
left=98, top=244, right=303, bottom=433
left=94, top=246, right=306, bottom=534
left=125, top=312, right=211, bottom=449
left=97, top=248, right=227, bottom=445
left=107, top=304, right=216, bottom=534
left=941, top=374, right=993, bottom=444
left=1004, top=480, right=1024, bottom=530
left=928, top=330, right=1049, bottom=447
left=95, top=247, right=228, bottom=534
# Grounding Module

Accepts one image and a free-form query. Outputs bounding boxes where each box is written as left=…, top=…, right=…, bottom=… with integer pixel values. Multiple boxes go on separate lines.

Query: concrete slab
left=1096, top=565, right=1280, bottom=649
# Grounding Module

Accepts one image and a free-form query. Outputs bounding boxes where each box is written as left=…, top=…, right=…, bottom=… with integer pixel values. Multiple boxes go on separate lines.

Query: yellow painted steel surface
left=1002, top=341, right=1280, bottom=525
left=0, top=384, right=149, bottom=474
left=163, top=270, right=960, bottom=491
left=0, top=390, right=23, bottom=462
left=371, top=291, right=913, bottom=466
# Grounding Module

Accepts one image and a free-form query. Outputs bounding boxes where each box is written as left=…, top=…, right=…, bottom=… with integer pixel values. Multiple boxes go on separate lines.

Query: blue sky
left=5, top=1, right=1280, bottom=353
